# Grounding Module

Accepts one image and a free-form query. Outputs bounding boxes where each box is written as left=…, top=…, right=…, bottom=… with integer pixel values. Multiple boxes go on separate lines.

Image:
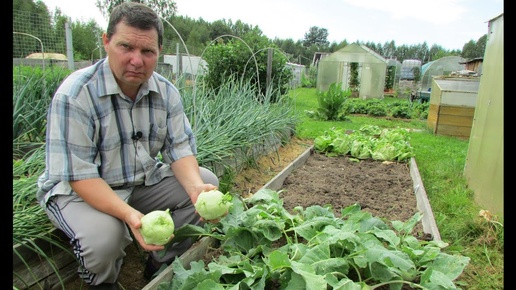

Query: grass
left=288, top=87, right=504, bottom=290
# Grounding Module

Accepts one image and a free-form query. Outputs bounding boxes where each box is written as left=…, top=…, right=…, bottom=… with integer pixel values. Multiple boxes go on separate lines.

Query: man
left=36, top=2, right=219, bottom=289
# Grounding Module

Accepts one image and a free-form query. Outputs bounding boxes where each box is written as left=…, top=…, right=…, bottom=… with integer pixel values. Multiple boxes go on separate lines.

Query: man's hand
left=189, top=184, right=218, bottom=205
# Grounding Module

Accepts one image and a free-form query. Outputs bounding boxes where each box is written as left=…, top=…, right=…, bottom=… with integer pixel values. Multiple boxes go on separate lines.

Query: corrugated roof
left=26, top=52, right=68, bottom=60
left=321, top=43, right=386, bottom=64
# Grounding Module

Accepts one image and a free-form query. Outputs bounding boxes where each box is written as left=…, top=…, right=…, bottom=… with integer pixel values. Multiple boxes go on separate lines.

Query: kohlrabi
left=194, top=190, right=232, bottom=221
left=139, top=208, right=175, bottom=245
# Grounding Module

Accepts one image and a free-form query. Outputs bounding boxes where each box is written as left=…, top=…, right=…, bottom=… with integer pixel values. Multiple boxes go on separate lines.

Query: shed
left=316, top=43, right=387, bottom=99
left=420, top=56, right=466, bottom=92
left=312, top=52, right=331, bottom=67
left=426, top=76, right=479, bottom=138
left=163, top=54, right=207, bottom=76
left=459, top=57, right=483, bottom=75
left=463, top=13, right=503, bottom=217
left=286, top=62, right=306, bottom=88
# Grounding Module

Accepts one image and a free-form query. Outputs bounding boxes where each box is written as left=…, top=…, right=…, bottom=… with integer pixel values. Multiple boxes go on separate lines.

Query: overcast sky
left=42, top=0, right=503, bottom=51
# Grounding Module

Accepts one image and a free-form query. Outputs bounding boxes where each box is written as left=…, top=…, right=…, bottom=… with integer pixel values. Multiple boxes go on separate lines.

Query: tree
left=208, top=19, right=233, bottom=41
left=202, top=31, right=293, bottom=101
left=328, top=40, right=347, bottom=53
left=229, top=20, right=260, bottom=38
left=461, top=34, right=487, bottom=59
left=14, top=0, right=488, bottom=74
left=95, top=0, right=177, bottom=22
left=382, top=41, right=397, bottom=59
left=273, top=38, right=298, bottom=62
left=72, top=20, right=104, bottom=61
left=302, top=26, right=329, bottom=48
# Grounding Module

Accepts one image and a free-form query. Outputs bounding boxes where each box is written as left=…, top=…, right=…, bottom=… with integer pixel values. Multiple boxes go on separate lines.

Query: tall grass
left=13, top=146, right=75, bottom=290
left=183, top=78, right=298, bottom=172
left=13, top=66, right=70, bottom=158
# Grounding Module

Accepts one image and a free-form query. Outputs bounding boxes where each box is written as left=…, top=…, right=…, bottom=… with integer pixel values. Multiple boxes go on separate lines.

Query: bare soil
left=281, top=149, right=419, bottom=222
left=63, top=137, right=425, bottom=289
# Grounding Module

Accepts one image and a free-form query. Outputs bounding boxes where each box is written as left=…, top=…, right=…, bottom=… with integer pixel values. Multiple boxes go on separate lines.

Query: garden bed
left=263, top=146, right=439, bottom=240
left=145, top=145, right=440, bottom=289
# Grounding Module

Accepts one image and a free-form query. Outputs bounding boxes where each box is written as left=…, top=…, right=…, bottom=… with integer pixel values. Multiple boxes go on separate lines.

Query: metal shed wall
left=463, top=13, right=504, bottom=217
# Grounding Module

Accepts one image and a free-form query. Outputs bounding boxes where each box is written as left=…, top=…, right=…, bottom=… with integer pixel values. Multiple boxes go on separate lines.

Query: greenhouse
left=316, top=43, right=387, bottom=99
left=386, top=58, right=402, bottom=91
left=420, top=56, right=466, bottom=92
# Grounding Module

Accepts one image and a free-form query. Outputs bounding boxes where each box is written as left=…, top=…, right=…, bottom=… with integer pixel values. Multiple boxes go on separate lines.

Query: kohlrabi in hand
left=139, top=208, right=175, bottom=245
left=194, top=190, right=232, bottom=221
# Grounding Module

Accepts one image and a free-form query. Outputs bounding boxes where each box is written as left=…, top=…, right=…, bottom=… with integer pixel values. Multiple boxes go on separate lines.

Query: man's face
left=102, top=21, right=161, bottom=96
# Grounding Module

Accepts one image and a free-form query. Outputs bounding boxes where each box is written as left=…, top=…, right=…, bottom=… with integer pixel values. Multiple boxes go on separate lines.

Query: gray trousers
left=44, top=167, right=219, bottom=285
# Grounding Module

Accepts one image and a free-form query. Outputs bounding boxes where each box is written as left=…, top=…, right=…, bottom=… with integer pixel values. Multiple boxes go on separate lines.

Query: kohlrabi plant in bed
left=161, top=189, right=470, bottom=289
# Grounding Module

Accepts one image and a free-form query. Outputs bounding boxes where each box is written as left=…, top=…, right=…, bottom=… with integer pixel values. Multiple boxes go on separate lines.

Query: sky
left=42, top=0, right=503, bottom=51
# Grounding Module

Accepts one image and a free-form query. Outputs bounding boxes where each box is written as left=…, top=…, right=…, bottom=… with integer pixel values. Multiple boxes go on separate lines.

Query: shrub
left=305, top=82, right=351, bottom=121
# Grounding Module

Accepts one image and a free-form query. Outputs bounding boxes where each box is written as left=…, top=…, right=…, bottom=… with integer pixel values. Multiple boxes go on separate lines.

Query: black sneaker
left=143, top=256, right=166, bottom=280
left=89, top=282, right=119, bottom=290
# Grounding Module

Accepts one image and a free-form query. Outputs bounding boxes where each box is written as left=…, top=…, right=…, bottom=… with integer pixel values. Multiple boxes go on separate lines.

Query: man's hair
left=106, top=2, right=164, bottom=47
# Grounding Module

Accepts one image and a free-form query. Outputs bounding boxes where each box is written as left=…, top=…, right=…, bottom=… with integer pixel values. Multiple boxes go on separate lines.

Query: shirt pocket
left=149, top=123, right=167, bottom=155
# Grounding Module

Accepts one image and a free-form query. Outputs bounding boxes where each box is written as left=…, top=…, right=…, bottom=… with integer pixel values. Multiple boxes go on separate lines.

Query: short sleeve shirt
left=36, top=58, right=196, bottom=205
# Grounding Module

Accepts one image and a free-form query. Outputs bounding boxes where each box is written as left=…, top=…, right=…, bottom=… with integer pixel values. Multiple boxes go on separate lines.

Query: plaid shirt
left=36, top=58, right=196, bottom=206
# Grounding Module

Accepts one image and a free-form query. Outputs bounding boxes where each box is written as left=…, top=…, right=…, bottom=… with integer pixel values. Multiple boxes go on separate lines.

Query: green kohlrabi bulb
left=139, top=208, right=175, bottom=245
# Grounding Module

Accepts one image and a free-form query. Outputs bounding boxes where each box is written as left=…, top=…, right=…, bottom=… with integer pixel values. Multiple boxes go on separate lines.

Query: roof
left=459, top=57, right=483, bottom=64
left=26, top=52, right=68, bottom=60
left=321, top=43, right=387, bottom=64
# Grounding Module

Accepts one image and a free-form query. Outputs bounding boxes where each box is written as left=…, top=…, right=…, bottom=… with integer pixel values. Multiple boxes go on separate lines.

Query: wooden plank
left=46, top=263, right=80, bottom=290
left=142, top=237, right=219, bottom=290
left=426, top=104, right=439, bottom=132
left=13, top=244, right=77, bottom=290
left=13, top=229, right=68, bottom=267
left=436, top=124, right=472, bottom=138
left=428, top=104, right=475, bottom=137
left=261, top=146, right=313, bottom=191
left=437, top=114, right=473, bottom=127
left=439, top=106, right=475, bottom=117
left=410, top=158, right=441, bottom=241
left=440, top=92, right=477, bottom=107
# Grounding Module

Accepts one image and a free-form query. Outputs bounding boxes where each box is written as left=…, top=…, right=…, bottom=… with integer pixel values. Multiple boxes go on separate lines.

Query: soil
left=63, top=137, right=425, bottom=289
left=281, top=149, right=419, bottom=222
